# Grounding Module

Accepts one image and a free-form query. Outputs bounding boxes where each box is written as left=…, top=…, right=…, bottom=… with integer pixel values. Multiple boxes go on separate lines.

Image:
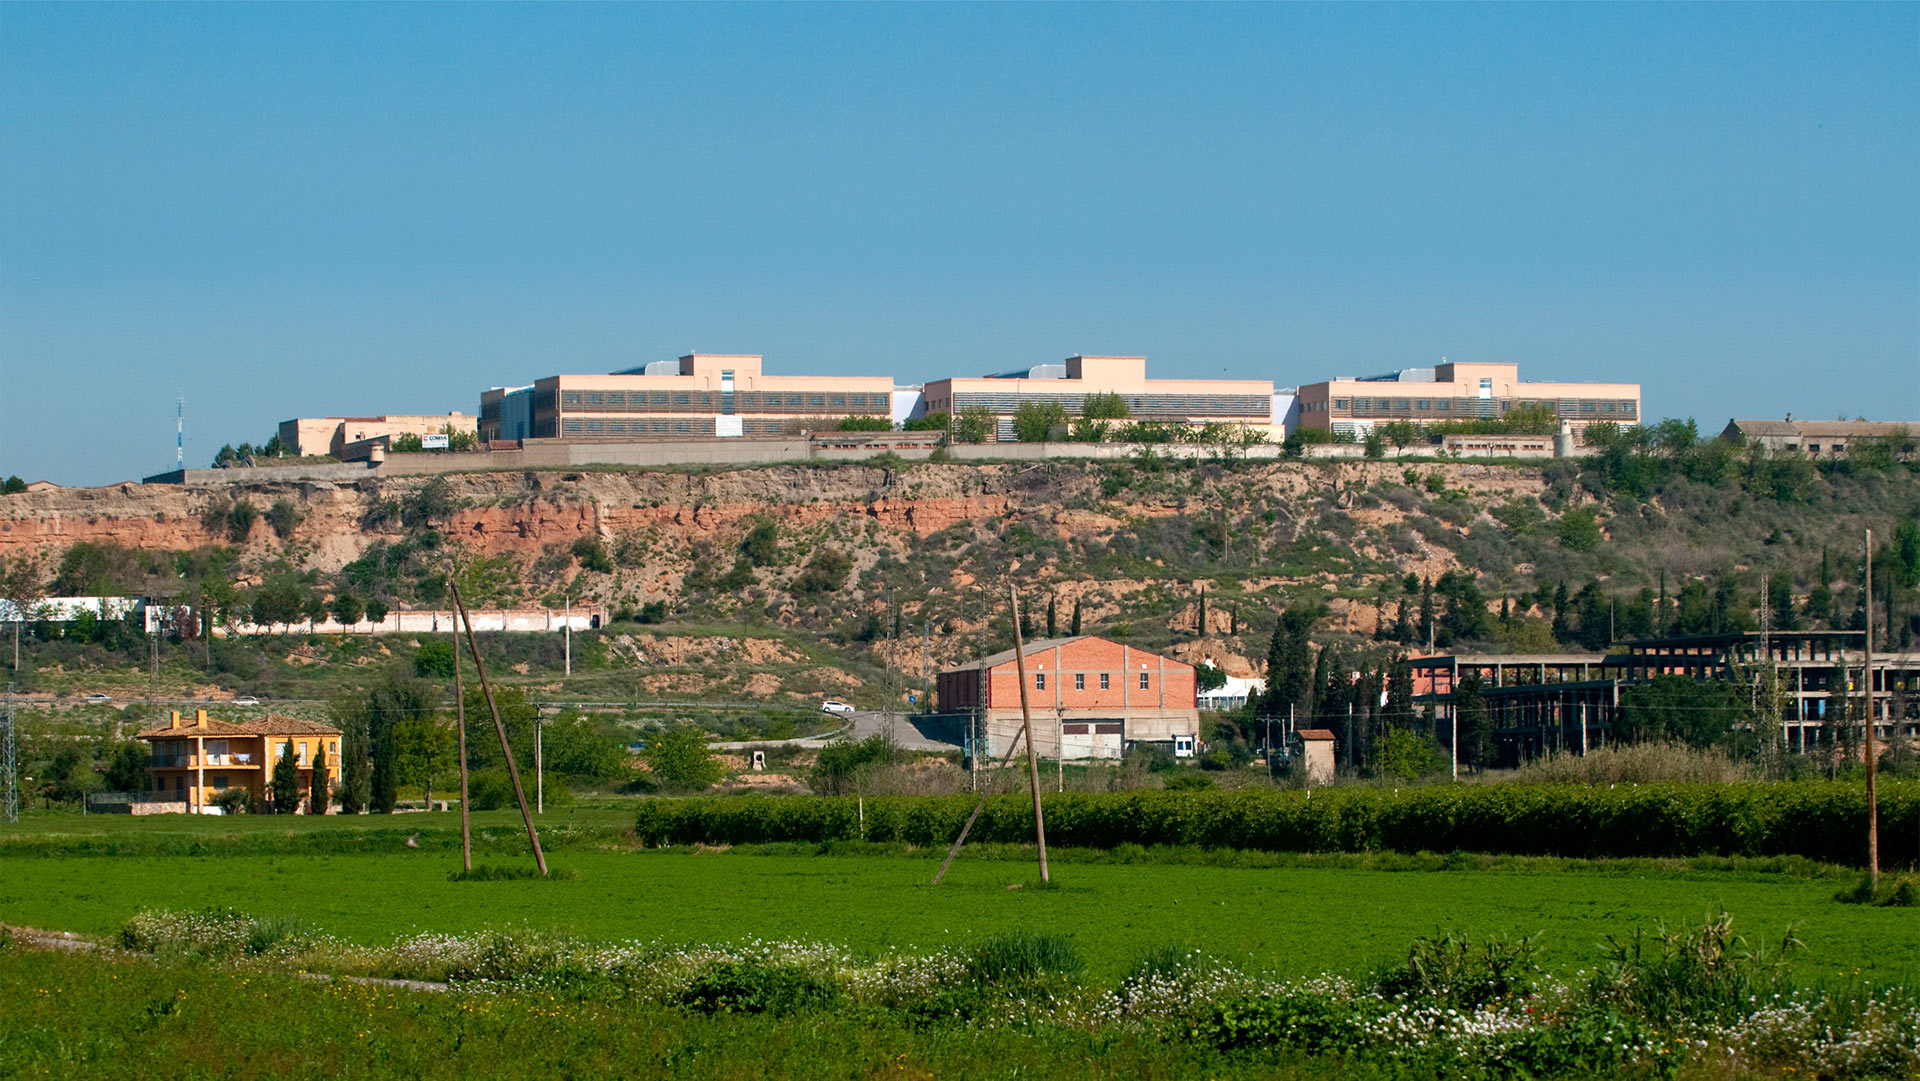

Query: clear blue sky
left=3, top=4, right=1915, bottom=485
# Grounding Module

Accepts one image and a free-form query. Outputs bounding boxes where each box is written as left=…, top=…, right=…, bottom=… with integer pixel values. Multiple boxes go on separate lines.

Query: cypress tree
left=1070, top=598, right=1082, bottom=636
left=1197, top=589, right=1207, bottom=637
left=270, top=740, right=300, bottom=814
left=339, top=721, right=370, bottom=814
left=1386, top=656, right=1415, bottom=732
left=1046, top=593, right=1057, bottom=638
left=1456, top=674, right=1493, bottom=770
left=370, top=712, right=399, bottom=813
left=309, top=751, right=329, bottom=815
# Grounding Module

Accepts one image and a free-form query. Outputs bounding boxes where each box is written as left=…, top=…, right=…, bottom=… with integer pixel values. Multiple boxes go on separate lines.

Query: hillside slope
left=2, top=454, right=1915, bottom=697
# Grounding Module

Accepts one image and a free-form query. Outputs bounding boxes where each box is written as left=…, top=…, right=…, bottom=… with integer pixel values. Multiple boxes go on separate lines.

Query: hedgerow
left=632, top=781, right=1920, bottom=866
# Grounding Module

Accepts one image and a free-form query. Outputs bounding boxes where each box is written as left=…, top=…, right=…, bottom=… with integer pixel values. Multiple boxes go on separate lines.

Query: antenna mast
left=176, top=393, right=185, bottom=469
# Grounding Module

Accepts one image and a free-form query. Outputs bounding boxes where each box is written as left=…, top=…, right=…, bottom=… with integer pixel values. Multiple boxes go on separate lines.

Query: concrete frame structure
left=922, top=356, right=1277, bottom=442
left=480, top=355, right=894, bottom=442
left=1412, top=631, right=1920, bottom=767
left=1296, top=362, right=1640, bottom=438
left=935, top=635, right=1200, bottom=760
left=1720, top=419, right=1917, bottom=460
left=136, top=710, right=343, bottom=814
left=278, top=414, right=474, bottom=459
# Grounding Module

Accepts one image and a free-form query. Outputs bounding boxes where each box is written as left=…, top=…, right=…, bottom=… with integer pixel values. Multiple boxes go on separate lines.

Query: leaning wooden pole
left=452, top=609, right=472, bottom=873
left=1863, top=528, right=1878, bottom=890
left=1009, top=585, right=1049, bottom=884
left=450, top=581, right=548, bottom=877
left=931, top=726, right=1027, bottom=886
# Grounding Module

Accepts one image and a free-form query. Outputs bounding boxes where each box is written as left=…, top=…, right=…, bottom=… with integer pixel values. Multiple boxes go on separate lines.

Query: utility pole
left=563, top=599, right=571, bottom=677
left=536, top=712, right=544, bottom=815
left=1863, top=529, right=1879, bottom=890
left=2, top=684, right=17, bottom=823
left=453, top=615, right=471, bottom=872
left=452, top=581, right=547, bottom=877
left=1008, top=585, right=1049, bottom=884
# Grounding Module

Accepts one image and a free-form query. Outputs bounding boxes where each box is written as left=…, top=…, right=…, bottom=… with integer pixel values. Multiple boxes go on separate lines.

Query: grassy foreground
left=1, top=813, right=1916, bottom=982
left=0, top=946, right=1358, bottom=1081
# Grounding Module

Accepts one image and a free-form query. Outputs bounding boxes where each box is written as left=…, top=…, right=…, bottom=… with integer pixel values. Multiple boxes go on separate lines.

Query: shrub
left=571, top=537, right=613, bottom=574
left=226, top=500, right=258, bottom=542
left=1193, top=987, right=1364, bottom=1053
left=1373, top=930, right=1543, bottom=1008
left=210, top=788, right=252, bottom=814
left=963, top=931, right=1083, bottom=986
left=414, top=638, right=457, bottom=678
left=632, top=781, right=1920, bottom=866
left=677, top=959, right=841, bottom=1015
left=793, top=546, right=852, bottom=595
left=265, top=498, right=303, bottom=540
left=1588, top=912, right=1803, bottom=1022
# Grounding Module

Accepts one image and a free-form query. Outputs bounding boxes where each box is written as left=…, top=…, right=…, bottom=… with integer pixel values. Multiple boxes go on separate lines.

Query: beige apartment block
left=921, top=355, right=1277, bottom=441
left=278, top=413, right=474, bottom=458
left=482, top=354, right=894, bottom=441
left=1296, top=362, right=1640, bottom=437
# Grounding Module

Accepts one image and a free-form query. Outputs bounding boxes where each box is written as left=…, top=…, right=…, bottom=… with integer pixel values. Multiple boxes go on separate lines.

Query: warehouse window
left=1035, top=673, right=1045, bottom=690
left=1100, top=673, right=1109, bottom=690
left=1074, top=673, right=1084, bottom=691
left=1139, top=673, right=1150, bottom=690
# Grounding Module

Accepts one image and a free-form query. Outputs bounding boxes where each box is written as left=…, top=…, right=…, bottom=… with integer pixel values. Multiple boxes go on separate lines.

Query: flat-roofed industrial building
left=1296, top=361, right=1640, bottom=438
left=921, top=355, right=1278, bottom=442
left=480, top=354, right=894, bottom=442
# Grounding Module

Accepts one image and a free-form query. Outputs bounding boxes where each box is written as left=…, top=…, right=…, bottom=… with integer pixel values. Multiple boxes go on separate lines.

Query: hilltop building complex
left=920, top=355, right=1280, bottom=441
left=1295, top=361, right=1641, bottom=438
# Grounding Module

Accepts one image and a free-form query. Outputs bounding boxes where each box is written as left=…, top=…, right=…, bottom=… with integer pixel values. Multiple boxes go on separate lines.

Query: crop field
left=2, top=809, right=1915, bottom=984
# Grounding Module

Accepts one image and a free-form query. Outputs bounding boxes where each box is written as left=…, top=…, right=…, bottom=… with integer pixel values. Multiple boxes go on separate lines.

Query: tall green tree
left=309, top=752, right=329, bottom=814
left=392, top=716, right=456, bottom=807
left=1455, top=674, right=1494, bottom=770
left=645, top=724, right=724, bottom=792
left=270, top=740, right=301, bottom=813
left=1259, top=607, right=1318, bottom=723
left=1385, top=656, right=1415, bottom=732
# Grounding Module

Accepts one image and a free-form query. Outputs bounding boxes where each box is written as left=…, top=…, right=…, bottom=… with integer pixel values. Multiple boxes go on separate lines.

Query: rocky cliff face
left=0, top=458, right=1564, bottom=677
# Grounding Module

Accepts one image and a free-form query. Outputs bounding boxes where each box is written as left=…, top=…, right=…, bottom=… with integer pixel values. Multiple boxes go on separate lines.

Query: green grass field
left=2, top=809, right=1913, bottom=984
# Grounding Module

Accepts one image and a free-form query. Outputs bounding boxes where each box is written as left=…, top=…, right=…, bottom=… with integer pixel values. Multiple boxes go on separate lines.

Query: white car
left=820, top=700, right=856, bottom=715
left=232, top=695, right=261, bottom=706
left=84, top=693, right=112, bottom=704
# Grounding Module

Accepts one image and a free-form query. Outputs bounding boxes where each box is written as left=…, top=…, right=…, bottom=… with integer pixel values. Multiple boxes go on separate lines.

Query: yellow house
left=137, top=710, right=344, bottom=814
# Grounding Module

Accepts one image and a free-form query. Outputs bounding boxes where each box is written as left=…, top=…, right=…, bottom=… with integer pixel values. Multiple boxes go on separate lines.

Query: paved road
left=709, top=710, right=956, bottom=752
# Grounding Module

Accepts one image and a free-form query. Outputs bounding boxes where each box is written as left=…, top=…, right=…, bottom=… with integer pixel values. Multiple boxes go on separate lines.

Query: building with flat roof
left=1296, top=362, right=1640, bottom=438
left=922, top=356, right=1278, bottom=442
left=935, top=635, right=1200, bottom=760
left=480, top=354, right=894, bottom=442
left=278, top=413, right=474, bottom=458
left=1721, top=418, right=1916, bottom=460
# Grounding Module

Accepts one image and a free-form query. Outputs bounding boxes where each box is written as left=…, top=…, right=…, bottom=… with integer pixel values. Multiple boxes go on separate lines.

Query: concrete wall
left=215, top=606, right=604, bottom=637
left=145, top=431, right=1582, bottom=487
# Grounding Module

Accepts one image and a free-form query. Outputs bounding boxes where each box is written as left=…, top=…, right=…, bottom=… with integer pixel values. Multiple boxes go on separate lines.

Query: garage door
left=1060, top=720, right=1124, bottom=760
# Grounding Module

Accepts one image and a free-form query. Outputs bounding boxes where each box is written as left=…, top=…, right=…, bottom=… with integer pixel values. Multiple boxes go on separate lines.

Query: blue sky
left=3, top=4, right=1915, bottom=485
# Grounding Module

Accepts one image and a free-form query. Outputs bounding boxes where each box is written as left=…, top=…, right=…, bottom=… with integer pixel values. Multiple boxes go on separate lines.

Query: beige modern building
left=1720, top=418, right=1916, bottom=459
left=480, top=354, right=894, bottom=441
left=1296, top=362, right=1640, bottom=437
left=921, top=355, right=1277, bottom=441
left=278, top=413, right=474, bottom=458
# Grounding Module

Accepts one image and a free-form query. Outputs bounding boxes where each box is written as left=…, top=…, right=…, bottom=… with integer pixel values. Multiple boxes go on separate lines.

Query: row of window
left=560, top=390, right=887, bottom=413
left=1329, top=398, right=1637, bottom=417
left=562, top=419, right=705, bottom=435
left=946, top=392, right=1270, bottom=418
left=1033, top=672, right=1152, bottom=690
